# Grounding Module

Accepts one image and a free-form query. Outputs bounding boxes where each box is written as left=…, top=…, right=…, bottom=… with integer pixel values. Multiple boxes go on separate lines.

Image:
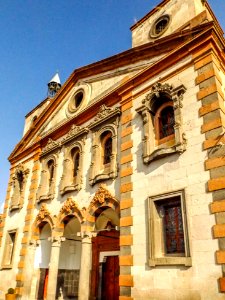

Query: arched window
left=71, top=148, right=80, bottom=178
left=47, top=159, right=55, bottom=186
left=101, top=131, right=112, bottom=165
left=17, top=170, right=24, bottom=192
left=155, top=102, right=175, bottom=144
left=158, top=106, right=175, bottom=139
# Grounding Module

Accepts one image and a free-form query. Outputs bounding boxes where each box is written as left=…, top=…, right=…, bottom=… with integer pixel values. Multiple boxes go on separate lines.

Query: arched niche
left=34, top=222, right=52, bottom=269
left=56, top=217, right=81, bottom=299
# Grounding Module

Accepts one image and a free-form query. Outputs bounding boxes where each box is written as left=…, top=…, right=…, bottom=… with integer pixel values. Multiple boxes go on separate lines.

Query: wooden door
left=101, top=256, right=119, bottom=300
left=43, top=269, right=49, bottom=299
left=90, top=230, right=119, bottom=300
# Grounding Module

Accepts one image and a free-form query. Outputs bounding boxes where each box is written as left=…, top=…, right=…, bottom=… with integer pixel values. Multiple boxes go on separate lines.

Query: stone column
left=78, top=232, right=96, bottom=300
left=22, top=240, right=40, bottom=300
left=46, top=236, right=65, bottom=300
left=28, top=240, right=40, bottom=299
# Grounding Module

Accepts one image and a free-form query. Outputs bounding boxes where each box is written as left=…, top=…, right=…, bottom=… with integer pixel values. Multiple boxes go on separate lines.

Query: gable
left=24, top=54, right=165, bottom=148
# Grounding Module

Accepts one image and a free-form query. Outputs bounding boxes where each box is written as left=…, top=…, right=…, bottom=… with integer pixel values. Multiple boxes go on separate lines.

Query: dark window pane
left=104, top=137, right=112, bottom=164
left=73, top=152, right=80, bottom=177
left=162, top=200, right=184, bottom=254
left=17, top=171, right=24, bottom=192
left=48, top=160, right=54, bottom=185
left=159, top=106, right=175, bottom=139
left=156, top=19, right=168, bottom=34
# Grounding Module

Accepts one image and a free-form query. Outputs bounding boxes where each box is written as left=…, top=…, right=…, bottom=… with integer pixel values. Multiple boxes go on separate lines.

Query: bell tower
left=47, top=72, right=61, bottom=97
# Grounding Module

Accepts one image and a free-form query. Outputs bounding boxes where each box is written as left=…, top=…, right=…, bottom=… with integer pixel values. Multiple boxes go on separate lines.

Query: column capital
left=78, top=231, right=97, bottom=243
left=29, top=239, right=40, bottom=248
left=48, top=236, right=65, bottom=247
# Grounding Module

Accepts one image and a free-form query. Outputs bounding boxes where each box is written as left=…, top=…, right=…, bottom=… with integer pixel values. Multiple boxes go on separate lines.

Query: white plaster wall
left=130, top=64, right=223, bottom=299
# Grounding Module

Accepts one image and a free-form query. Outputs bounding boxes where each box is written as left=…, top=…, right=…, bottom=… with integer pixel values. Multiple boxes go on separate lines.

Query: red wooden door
left=101, top=256, right=119, bottom=300
left=43, top=269, right=49, bottom=299
left=90, top=230, right=120, bottom=300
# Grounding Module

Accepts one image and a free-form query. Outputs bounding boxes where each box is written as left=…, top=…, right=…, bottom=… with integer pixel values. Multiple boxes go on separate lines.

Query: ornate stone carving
left=90, top=185, right=118, bottom=207
left=10, top=163, right=30, bottom=212
left=42, top=138, right=61, bottom=155
left=89, top=105, right=121, bottom=130
left=147, top=82, right=173, bottom=100
left=60, top=198, right=79, bottom=215
left=89, top=106, right=120, bottom=186
left=62, top=124, right=89, bottom=145
left=36, top=204, right=51, bottom=223
left=136, top=82, right=187, bottom=164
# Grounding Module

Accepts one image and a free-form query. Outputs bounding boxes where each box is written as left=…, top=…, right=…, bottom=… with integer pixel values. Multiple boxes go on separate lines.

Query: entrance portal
left=101, top=255, right=119, bottom=300
left=90, top=230, right=119, bottom=300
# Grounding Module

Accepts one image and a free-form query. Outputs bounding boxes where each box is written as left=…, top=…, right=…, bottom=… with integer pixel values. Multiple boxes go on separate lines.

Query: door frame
left=90, top=230, right=120, bottom=299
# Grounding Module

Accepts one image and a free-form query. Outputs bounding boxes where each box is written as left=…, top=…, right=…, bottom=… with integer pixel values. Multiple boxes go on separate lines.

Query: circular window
left=150, top=15, right=171, bottom=38
left=74, top=91, right=84, bottom=109
left=68, top=89, right=85, bottom=114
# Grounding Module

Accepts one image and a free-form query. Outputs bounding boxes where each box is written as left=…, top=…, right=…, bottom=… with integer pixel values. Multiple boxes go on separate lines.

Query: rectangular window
left=148, top=190, right=191, bottom=267
left=2, top=230, right=17, bottom=268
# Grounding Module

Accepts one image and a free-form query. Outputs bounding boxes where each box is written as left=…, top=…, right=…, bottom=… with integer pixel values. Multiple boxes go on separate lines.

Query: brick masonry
left=195, top=50, right=225, bottom=292
left=15, top=150, right=41, bottom=296
left=119, top=95, right=134, bottom=300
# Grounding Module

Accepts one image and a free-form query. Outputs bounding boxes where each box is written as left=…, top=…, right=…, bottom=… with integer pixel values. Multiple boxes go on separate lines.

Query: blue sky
left=0, top=0, right=224, bottom=210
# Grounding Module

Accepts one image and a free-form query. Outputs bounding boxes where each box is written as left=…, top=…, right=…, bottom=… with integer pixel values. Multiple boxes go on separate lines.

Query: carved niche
left=60, top=125, right=88, bottom=195
left=10, top=163, right=29, bottom=212
left=136, top=82, right=187, bottom=163
left=88, top=105, right=121, bottom=186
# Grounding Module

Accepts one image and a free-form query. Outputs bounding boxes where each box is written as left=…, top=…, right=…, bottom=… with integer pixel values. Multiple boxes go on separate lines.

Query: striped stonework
left=0, top=167, right=14, bottom=247
left=194, top=50, right=225, bottom=292
left=119, top=93, right=134, bottom=300
left=15, top=150, right=41, bottom=296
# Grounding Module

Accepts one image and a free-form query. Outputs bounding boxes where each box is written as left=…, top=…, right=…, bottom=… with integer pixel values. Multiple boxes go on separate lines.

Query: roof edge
left=130, top=0, right=170, bottom=31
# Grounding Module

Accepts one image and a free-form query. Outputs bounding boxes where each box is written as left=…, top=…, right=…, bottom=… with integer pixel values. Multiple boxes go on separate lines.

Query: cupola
left=47, top=72, right=61, bottom=97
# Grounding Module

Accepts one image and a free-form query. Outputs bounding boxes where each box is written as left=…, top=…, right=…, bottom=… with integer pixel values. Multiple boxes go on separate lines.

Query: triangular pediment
left=9, top=21, right=216, bottom=161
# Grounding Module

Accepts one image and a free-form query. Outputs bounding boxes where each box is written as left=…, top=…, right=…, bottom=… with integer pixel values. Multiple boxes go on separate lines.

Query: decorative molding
left=10, top=163, right=30, bottom=212
left=41, top=124, right=88, bottom=157
left=89, top=105, right=120, bottom=186
left=136, top=82, right=187, bottom=163
left=60, top=139, right=86, bottom=195
left=59, top=197, right=80, bottom=215
left=61, top=124, right=89, bottom=145
left=90, top=185, right=118, bottom=207
left=42, top=138, right=61, bottom=156
left=89, top=105, right=121, bottom=130
left=36, top=204, right=51, bottom=224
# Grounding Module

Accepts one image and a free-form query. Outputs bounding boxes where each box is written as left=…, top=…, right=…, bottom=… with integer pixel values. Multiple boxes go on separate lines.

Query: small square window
left=2, top=230, right=17, bottom=268
left=148, top=190, right=191, bottom=267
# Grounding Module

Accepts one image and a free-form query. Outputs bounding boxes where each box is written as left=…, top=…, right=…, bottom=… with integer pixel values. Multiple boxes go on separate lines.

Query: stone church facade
left=0, top=0, right=225, bottom=299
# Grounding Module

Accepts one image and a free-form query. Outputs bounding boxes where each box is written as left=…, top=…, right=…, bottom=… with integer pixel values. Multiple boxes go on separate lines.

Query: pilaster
left=119, top=92, right=134, bottom=300
left=15, top=150, right=41, bottom=297
left=194, top=50, right=225, bottom=292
